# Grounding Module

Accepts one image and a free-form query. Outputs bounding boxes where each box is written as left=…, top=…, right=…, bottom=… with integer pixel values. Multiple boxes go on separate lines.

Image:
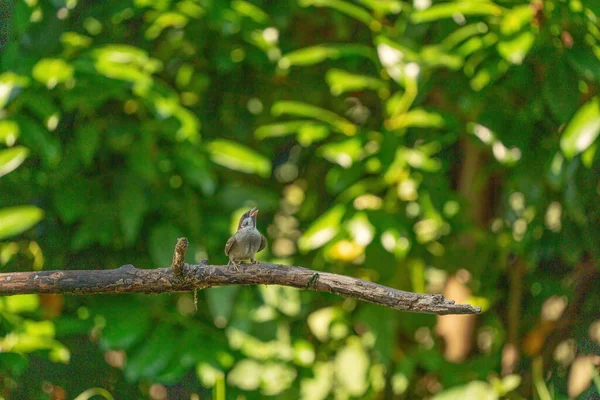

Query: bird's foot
left=251, top=258, right=259, bottom=265
left=228, top=260, right=240, bottom=272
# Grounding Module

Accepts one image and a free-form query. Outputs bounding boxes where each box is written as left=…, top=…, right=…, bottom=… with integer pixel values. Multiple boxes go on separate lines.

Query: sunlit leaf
left=497, top=31, right=535, bottom=64
left=560, top=97, right=600, bottom=159
left=432, top=381, right=496, bottom=399
left=232, top=0, right=269, bottom=23
left=32, top=58, right=74, bottom=89
left=279, top=45, right=376, bottom=68
left=411, top=2, right=503, bottom=23
left=0, top=120, right=19, bottom=146
left=0, top=146, right=29, bottom=178
left=145, top=12, right=189, bottom=39
left=255, top=120, right=311, bottom=139
left=60, top=32, right=93, bottom=50
left=298, top=205, right=346, bottom=252
left=73, top=388, right=114, bottom=400
left=386, top=108, right=446, bottom=130
left=207, top=139, right=271, bottom=178
left=0, top=206, right=44, bottom=241
left=298, top=124, right=330, bottom=146
left=0, top=72, right=29, bottom=109
left=357, top=0, right=402, bottom=15
left=440, top=23, right=488, bottom=51
left=5, top=294, right=40, bottom=313
left=500, top=5, right=533, bottom=36
left=318, top=138, right=363, bottom=168
left=272, top=101, right=356, bottom=136
left=299, top=0, right=381, bottom=31
left=228, top=359, right=262, bottom=390
left=301, top=362, right=333, bottom=400
left=335, top=337, right=369, bottom=397
left=325, top=69, right=387, bottom=96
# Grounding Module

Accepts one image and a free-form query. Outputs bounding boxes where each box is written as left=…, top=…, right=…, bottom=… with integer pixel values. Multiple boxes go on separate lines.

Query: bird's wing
left=258, top=234, right=267, bottom=253
left=224, top=235, right=236, bottom=256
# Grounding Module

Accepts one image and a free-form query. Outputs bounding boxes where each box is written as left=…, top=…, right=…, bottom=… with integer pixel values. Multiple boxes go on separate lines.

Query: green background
left=1, top=0, right=600, bottom=398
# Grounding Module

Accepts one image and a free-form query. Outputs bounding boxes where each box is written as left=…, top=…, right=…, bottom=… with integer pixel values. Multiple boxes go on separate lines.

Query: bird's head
left=237, top=208, right=259, bottom=231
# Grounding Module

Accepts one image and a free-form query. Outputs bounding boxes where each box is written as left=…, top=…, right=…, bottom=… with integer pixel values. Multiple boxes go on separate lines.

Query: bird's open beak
left=250, top=208, right=259, bottom=218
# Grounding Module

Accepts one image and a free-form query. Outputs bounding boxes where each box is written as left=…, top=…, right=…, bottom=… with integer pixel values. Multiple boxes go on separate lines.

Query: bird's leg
left=228, top=259, right=240, bottom=272
left=251, top=257, right=259, bottom=264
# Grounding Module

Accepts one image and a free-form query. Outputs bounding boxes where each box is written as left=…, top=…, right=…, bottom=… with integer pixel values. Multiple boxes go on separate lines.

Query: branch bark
left=0, top=240, right=481, bottom=315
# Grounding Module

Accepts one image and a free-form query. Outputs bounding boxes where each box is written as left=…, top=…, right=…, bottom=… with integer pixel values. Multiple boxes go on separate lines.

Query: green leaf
left=0, top=120, right=20, bottom=146
left=119, top=181, right=149, bottom=245
left=0, top=146, right=29, bottom=178
left=325, top=69, right=387, bottom=96
left=76, top=124, right=101, bottom=167
left=411, top=2, right=503, bottom=23
left=32, top=58, right=74, bottom=89
left=543, top=60, right=580, bottom=122
left=318, top=138, right=363, bottom=168
left=207, top=139, right=271, bottom=178
left=53, top=181, right=89, bottom=223
left=14, top=116, right=61, bottom=167
left=101, top=304, right=153, bottom=350
left=385, top=108, right=446, bottom=130
left=5, top=295, right=40, bottom=313
left=145, top=12, right=189, bottom=39
left=500, top=5, right=533, bottom=36
left=279, top=45, right=376, bottom=68
left=232, top=0, right=269, bottom=23
left=299, top=0, right=381, bottom=31
left=497, top=31, right=535, bottom=65
left=0, top=353, right=29, bottom=376
left=334, top=337, right=369, bottom=397
left=73, top=388, right=114, bottom=400
left=149, top=223, right=184, bottom=266
left=357, top=0, right=402, bottom=15
left=272, top=101, right=356, bottom=136
left=298, top=204, right=346, bottom=252
left=560, top=97, right=600, bottom=159
left=568, top=46, right=600, bottom=82
left=0, top=72, right=30, bottom=109
left=0, top=206, right=44, bottom=241
left=125, top=324, right=179, bottom=381
left=255, top=120, right=313, bottom=139
left=206, top=286, right=239, bottom=327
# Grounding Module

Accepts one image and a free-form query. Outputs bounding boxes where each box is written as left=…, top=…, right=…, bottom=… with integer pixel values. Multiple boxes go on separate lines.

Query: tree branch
left=0, top=239, right=481, bottom=315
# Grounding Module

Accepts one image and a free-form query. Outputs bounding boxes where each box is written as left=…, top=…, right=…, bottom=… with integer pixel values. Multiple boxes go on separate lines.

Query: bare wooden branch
left=0, top=264, right=480, bottom=315
left=0, top=237, right=481, bottom=314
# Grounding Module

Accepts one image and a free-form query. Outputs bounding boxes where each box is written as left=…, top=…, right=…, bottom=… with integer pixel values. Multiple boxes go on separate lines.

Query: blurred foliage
left=1, top=0, right=600, bottom=399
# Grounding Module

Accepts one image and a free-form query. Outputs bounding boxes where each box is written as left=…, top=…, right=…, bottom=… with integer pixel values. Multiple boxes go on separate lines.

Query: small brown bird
left=224, top=208, right=266, bottom=270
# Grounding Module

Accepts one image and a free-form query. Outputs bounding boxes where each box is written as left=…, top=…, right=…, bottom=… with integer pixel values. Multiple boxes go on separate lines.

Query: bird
left=224, top=207, right=266, bottom=271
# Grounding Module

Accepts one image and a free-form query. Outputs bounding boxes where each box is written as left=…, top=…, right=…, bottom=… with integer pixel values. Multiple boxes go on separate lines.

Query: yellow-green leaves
left=0, top=146, right=29, bottom=178
left=272, top=101, right=356, bottom=136
left=278, top=45, right=376, bottom=69
left=560, top=97, right=600, bottom=160
left=299, top=0, right=381, bottom=31
left=326, top=69, right=388, bottom=96
left=0, top=206, right=44, bottom=241
left=0, top=120, right=19, bottom=146
left=32, top=58, right=74, bottom=89
left=411, top=2, right=503, bottom=24
left=0, top=73, right=30, bottom=109
left=298, top=205, right=345, bottom=252
left=93, top=45, right=162, bottom=92
left=207, top=139, right=271, bottom=178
